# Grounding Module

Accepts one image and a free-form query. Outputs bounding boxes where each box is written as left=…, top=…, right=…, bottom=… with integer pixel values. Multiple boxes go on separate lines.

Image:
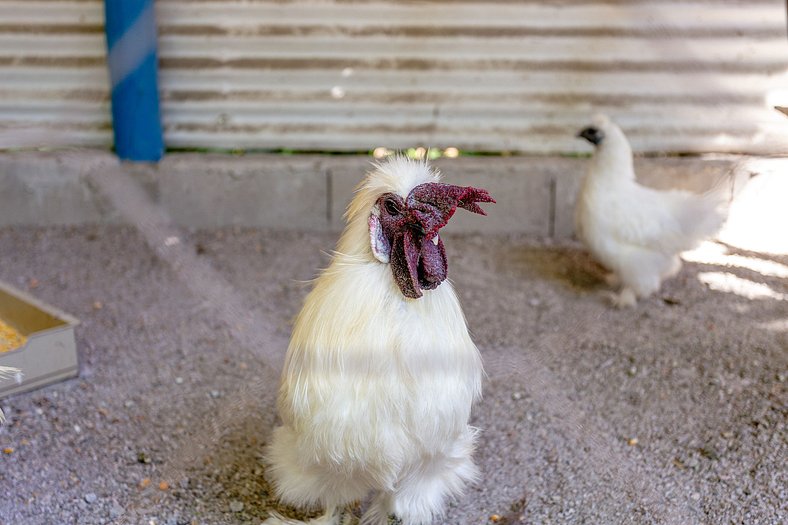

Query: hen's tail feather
left=670, top=179, right=730, bottom=252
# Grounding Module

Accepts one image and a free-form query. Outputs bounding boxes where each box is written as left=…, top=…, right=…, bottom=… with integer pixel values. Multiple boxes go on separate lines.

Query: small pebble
left=124, top=400, right=135, bottom=408
left=158, top=481, right=170, bottom=491
left=209, top=390, right=221, bottom=399
left=93, top=301, right=103, bottom=310
left=229, top=500, right=244, bottom=513
left=175, top=377, right=184, bottom=385
left=512, top=392, right=523, bottom=401
left=84, top=493, right=97, bottom=504
left=109, top=502, right=124, bottom=518
left=627, top=437, right=639, bottom=446
left=691, top=492, right=701, bottom=501
left=139, top=478, right=152, bottom=489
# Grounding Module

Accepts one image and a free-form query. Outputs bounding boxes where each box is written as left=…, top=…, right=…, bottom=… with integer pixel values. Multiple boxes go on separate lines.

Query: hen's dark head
left=361, top=158, right=494, bottom=299
left=577, top=114, right=617, bottom=147
left=577, top=126, right=605, bottom=146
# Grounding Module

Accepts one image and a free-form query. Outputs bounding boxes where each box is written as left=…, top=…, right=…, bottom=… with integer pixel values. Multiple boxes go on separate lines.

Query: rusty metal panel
left=0, top=0, right=111, bottom=148
left=1, top=0, right=786, bottom=153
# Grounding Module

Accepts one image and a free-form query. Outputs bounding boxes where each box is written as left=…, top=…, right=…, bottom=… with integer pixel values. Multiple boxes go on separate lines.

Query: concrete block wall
left=0, top=152, right=745, bottom=238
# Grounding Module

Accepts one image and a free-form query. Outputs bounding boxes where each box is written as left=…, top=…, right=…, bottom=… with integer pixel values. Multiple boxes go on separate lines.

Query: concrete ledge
left=0, top=151, right=757, bottom=238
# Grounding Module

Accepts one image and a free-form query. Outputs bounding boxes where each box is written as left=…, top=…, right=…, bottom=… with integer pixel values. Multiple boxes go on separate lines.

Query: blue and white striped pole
left=104, top=0, right=164, bottom=162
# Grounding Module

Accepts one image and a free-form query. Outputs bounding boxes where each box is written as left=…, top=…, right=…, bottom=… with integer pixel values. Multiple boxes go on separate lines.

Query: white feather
left=575, top=114, right=728, bottom=307
left=0, top=366, right=22, bottom=424
left=0, top=365, right=21, bottom=381
left=264, top=157, right=483, bottom=525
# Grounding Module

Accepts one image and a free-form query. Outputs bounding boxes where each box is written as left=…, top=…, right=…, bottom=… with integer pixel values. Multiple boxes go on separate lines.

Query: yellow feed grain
left=0, top=319, right=26, bottom=353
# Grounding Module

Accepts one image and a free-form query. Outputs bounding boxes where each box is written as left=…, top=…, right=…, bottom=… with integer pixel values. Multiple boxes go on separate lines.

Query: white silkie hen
left=575, top=114, right=727, bottom=307
left=263, top=157, right=494, bottom=525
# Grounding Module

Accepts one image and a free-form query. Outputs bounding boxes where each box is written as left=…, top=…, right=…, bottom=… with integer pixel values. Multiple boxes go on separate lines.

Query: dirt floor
left=0, top=226, right=785, bottom=525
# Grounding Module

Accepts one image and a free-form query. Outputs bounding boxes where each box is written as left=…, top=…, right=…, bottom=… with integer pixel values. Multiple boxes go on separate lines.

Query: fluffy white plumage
left=575, top=114, right=728, bottom=307
left=263, top=157, right=485, bottom=525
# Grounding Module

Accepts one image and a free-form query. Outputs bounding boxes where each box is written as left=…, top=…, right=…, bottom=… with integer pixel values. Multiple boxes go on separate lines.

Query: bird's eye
left=384, top=198, right=400, bottom=215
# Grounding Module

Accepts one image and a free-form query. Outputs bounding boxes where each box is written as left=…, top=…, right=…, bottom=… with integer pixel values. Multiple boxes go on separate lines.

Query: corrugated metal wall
left=1, top=0, right=786, bottom=153
left=0, top=0, right=110, bottom=148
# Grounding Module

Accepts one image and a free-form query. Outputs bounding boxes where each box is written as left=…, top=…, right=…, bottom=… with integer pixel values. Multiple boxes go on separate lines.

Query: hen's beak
left=577, top=126, right=605, bottom=145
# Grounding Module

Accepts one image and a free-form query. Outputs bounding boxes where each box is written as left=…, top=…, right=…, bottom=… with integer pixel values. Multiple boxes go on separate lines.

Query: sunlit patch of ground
left=718, top=159, right=788, bottom=255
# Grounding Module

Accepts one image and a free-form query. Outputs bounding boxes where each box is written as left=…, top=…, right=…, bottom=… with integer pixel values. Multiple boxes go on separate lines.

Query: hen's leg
left=604, top=272, right=621, bottom=287
left=662, top=256, right=682, bottom=280
left=604, top=287, right=637, bottom=308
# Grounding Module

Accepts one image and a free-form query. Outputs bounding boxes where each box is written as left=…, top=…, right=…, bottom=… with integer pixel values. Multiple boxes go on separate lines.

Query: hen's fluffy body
left=265, top=158, right=483, bottom=525
left=575, top=115, right=727, bottom=307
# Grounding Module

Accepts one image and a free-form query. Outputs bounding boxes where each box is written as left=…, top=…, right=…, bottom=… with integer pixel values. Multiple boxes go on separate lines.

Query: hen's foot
left=603, top=288, right=637, bottom=308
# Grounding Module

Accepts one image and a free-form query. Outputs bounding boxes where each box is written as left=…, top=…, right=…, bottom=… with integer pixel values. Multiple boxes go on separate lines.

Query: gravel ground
left=0, top=226, right=785, bottom=525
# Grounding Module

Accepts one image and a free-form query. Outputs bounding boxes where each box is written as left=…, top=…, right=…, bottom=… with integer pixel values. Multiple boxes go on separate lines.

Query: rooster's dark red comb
left=407, top=183, right=495, bottom=239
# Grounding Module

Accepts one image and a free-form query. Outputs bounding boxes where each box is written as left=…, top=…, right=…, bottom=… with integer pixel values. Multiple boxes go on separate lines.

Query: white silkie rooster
left=575, top=114, right=728, bottom=307
left=263, top=157, right=494, bottom=525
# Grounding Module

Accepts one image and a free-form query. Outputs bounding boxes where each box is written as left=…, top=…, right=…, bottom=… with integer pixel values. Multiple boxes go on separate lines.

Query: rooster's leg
left=264, top=506, right=346, bottom=525
left=361, top=434, right=478, bottom=524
